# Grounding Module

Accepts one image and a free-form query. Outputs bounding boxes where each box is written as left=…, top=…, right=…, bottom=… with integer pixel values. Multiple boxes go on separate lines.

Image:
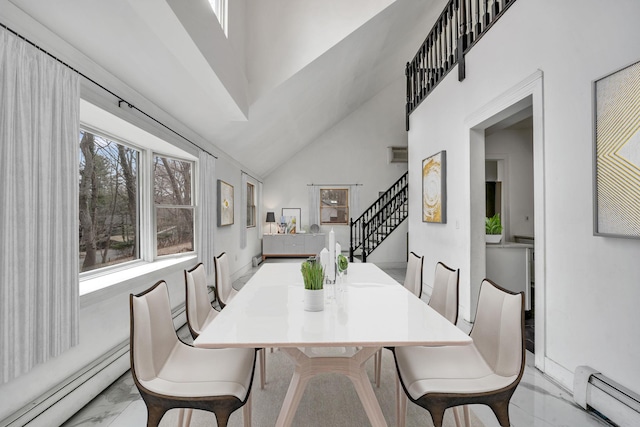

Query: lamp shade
left=266, top=212, right=276, bottom=223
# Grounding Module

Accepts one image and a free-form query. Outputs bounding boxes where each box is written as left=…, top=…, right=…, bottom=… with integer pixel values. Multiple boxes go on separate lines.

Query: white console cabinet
left=262, top=233, right=326, bottom=260
left=486, top=243, right=533, bottom=311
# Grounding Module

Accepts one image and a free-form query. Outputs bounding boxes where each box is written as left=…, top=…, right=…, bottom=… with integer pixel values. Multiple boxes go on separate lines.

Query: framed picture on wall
left=217, top=180, right=234, bottom=226
left=282, top=208, right=301, bottom=234
left=422, top=150, right=447, bottom=223
left=593, top=60, right=640, bottom=238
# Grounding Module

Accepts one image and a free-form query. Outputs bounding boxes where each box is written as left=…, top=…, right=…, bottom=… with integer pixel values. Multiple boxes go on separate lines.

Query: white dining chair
left=373, top=252, right=424, bottom=387
left=394, top=279, right=525, bottom=427
left=428, top=261, right=459, bottom=325
left=193, top=261, right=267, bottom=389
left=214, top=252, right=239, bottom=308
left=130, top=280, right=256, bottom=427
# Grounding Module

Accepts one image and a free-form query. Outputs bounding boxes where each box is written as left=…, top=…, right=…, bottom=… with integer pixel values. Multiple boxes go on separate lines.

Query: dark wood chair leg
left=146, top=404, right=167, bottom=427
left=426, top=404, right=446, bottom=427
left=489, top=400, right=511, bottom=427
left=214, top=410, right=232, bottom=427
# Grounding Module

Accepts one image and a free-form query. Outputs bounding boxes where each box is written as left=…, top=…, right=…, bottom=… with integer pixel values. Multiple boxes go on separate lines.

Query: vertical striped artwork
left=595, top=60, right=640, bottom=238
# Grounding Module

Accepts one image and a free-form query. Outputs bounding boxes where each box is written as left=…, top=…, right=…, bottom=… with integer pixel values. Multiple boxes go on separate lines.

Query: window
left=246, top=182, right=256, bottom=227
left=208, top=0, right=228, bottom=37
left=154, top=156, right=194, bottom=256
left=79, top=129, right=139, bottom=272
left=320, top=188, right=349, bottom=225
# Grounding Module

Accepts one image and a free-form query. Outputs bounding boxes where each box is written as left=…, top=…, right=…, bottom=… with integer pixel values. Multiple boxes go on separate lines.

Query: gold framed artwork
left=594, top=60, right=640, bottom=238
left=422, top=150, right=446, bottom=223
left=217, top=179, right=234, bottom=227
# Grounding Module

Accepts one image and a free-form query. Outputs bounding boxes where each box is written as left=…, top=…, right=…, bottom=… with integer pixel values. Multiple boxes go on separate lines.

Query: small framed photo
left=422, top=150, right=446, bottom=223
left=281, top=208, right=301, bottom=234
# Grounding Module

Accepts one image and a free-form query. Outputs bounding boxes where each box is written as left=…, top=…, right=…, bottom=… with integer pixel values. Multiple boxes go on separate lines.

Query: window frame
left=78, top=125, right=144, bottom=278
left=209, top=0, right=228, bottom=37
left=152, top=153, right=196, bottom=259
left=320, top=188, right=350, bottom=225
left=246, top=181, right=256, bottom=228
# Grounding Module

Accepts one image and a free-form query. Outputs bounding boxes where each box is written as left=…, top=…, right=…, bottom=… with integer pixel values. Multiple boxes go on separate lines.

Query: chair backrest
left=428, top=262, right=460, bottom=324
left=185, top=263, right=216, bottom=337
left=471, top=279, right=524, bottom=378
left=215, top=252, right=232, bottom=305
left=403, top=252, right=424, bottom=297
left=130, top=281, right=178, bottom=383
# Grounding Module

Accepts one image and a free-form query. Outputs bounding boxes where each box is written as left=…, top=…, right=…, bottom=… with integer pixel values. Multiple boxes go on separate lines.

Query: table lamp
left=266, top=211, right=276, bottom=235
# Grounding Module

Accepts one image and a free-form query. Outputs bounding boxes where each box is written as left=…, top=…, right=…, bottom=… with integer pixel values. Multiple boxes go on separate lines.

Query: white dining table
left=194, top=262, right=471, bottom=427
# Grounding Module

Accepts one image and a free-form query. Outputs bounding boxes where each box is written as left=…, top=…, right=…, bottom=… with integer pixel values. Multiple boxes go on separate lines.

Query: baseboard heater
left=252, top=254, right=263, bottom=267
left=574, top=366, right=640, bottom=426
left=2, top=304, right=189, bottom=427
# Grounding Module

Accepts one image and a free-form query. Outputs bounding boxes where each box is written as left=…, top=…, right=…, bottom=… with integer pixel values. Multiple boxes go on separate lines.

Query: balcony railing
left=405, top=0, right=517, bottom=129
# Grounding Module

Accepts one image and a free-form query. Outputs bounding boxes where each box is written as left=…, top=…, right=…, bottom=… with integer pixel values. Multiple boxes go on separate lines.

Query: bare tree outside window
left=154, top=156, right=194, bottom=256
left=320, top=188, right=349, bottom=224
left=79, top=130, right=139, bottom=272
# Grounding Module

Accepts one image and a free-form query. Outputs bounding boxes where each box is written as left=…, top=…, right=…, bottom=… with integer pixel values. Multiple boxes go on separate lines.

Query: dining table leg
left=276, top=346, right=386, bottom=427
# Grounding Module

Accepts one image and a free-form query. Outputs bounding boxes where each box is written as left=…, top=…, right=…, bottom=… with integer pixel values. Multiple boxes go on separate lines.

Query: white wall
left=485, top=128, right=534, bottom=240
left=214, top=161, right=263, bottom=274
left=407, top=0, right=640, bottom=396
left=264, top=78, right=408, bottom=266
left=245, top=0, right=394, bottom=101
left=0, top=6, right=261, bottom=424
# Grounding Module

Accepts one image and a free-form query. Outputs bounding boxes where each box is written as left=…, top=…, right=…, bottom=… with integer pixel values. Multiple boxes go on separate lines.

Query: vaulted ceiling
left=7, top=0, right=446, bottom=177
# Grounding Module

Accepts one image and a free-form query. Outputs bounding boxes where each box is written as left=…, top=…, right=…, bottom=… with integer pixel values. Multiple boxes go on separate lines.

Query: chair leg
left=488, top=400, right=511, bottom=427
left=453, top=407, right=462, bottom=427
left=425, top=404, right=446, bottom=427
left=145, top=404, right=167, bottom=427
left=463, top=405, right=471, bottom=427
left=395, top=374, right=407, bottom=427
left=259, top=348, right=266, bottom=389
left=178, top=408, right=193, bottom=427
left=243, top=393, right=252, bottom=427
left=375, top=349, right=382, bottom=387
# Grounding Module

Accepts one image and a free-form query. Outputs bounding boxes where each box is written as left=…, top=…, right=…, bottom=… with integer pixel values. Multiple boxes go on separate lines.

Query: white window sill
left=80, top=255, right=197, bottom=307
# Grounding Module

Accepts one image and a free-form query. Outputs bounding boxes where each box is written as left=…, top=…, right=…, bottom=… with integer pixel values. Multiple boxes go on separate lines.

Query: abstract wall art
left=217, top=179, right=234, bottom=226
left=422, top=150, right=446, bottom=223
left=594, top=60, right=640, bottom=238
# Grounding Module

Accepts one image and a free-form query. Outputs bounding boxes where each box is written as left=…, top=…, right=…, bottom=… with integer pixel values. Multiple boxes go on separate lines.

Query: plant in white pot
left=485, top=213, right=503, bottom=244
left=301, top=258, right=324, bottom=311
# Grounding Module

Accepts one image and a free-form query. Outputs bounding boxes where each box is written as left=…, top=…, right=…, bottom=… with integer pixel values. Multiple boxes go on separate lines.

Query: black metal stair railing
left=350, top=172, right=408, bottom=262
left=406, top=0, right=517, bottom=130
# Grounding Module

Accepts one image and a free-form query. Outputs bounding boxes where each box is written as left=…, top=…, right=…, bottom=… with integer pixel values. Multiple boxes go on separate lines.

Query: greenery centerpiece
left=301, top=258, right=324, bottom=311
left=485, top=213, right=503, bottom=244
left=336, top=254, right=349, bottom=292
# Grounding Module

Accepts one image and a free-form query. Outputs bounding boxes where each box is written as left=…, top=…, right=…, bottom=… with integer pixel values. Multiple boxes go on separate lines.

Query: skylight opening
left=209, top=0, right=228, bottom=37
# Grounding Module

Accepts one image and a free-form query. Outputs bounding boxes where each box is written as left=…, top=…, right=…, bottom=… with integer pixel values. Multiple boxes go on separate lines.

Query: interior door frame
left=465, top=70, right=546, bottom=370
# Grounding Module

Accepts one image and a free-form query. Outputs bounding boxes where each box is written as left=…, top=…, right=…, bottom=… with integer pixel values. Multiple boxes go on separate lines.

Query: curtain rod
left=241, top=170, right=263, bottom=184
left=307, top=183, right=363, bottom=186
left=0, top=22, right=218, bottom=159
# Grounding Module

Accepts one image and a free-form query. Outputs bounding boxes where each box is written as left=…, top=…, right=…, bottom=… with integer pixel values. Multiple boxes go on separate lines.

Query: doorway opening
left=484, top=114, right=535, bottom=353
left=467, top=70, right=545, bottom=368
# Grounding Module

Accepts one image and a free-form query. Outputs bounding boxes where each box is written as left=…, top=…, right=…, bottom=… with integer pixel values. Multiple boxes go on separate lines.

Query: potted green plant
left=301, top=258, right=325, bottom=311
left=485, top=213, right=503, bottom=244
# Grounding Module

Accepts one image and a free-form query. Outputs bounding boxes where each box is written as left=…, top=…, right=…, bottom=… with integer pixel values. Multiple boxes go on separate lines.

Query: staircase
left=350, top=172, right=408, bottom=262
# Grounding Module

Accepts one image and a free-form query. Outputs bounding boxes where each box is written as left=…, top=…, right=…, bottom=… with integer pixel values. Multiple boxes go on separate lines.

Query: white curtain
left=197, top=151, right=216, bottom=277
left=240, top=172, right=248, bottom=249
left=0, top=27, right=80, bottom=383
left=257, top=181, right=263, bottom=235
left=308, top=185, right=320, bottom=226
